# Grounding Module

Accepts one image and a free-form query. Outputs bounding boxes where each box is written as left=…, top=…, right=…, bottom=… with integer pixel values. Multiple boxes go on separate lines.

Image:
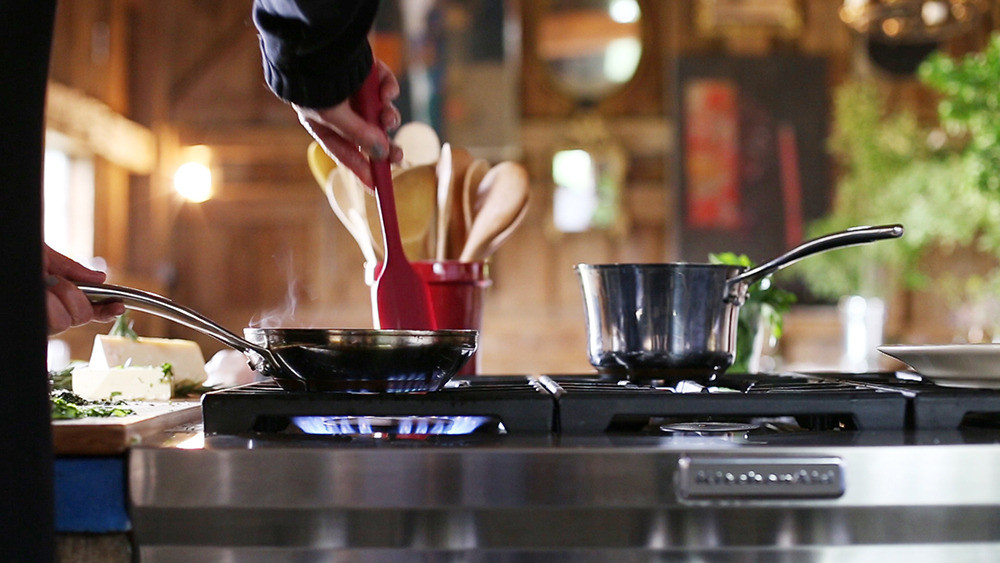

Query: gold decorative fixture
left=696, top=0, right=803, bottom=38
left=839, top=0, right=987, bottom=42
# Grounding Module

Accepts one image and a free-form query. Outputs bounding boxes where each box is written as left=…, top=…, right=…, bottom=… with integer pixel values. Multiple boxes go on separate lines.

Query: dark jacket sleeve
left=252, top=0, right=380, bottom=109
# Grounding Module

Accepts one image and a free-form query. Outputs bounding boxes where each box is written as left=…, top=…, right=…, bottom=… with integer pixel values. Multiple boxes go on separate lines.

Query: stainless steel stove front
left=130, top=431, right=1000, bottom=561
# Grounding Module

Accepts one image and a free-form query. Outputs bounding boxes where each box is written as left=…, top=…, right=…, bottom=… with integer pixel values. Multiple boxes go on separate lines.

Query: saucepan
left=79, top=283, right=477, bottom=392
left=575, top=225, right=904, bottom=383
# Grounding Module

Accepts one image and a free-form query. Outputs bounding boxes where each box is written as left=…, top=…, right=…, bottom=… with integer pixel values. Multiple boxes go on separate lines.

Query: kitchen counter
left=52, top=401, right=202, bottom=563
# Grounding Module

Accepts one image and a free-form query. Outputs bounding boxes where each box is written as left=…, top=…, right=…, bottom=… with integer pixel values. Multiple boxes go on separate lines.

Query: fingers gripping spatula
left=351, top=66, right=436, bottom=330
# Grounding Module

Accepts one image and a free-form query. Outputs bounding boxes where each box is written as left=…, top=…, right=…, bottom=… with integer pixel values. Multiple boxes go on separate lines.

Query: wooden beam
left=45, top=80, right=156, bottom=173
left=173, top=123, right=313, bottom=163
left=521, top=116, right=673, bottom=157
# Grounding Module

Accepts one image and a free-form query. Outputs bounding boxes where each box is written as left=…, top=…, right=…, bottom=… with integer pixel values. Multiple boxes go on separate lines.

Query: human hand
left=44, top=245, right=125, bottom=335
left=294, top=59, right=403, bottom=188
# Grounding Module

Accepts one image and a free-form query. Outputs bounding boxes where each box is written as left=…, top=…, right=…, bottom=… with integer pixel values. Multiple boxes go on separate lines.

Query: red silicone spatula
left=350, top=66, right=436, bottom=330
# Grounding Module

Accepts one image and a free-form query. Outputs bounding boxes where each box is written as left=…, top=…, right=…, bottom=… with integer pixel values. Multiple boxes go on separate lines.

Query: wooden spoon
left=351, top=67, right=435, bottom=330
left=447, top=146, right=474, bottom=258
left=307, top=142, right=379, bottom=262
left=393, top=122, right=440, bottom=168
left=334, top=169, right=383, bottom=259
left=309, top=139, right=433, bottom=262
left=461, top=158, right=491, bottom=233
left=434, top=143, right=454, bottom=260
left=307, top=141, right=336, bottom=188
left=381, top=164, right=437, bottom=261
left=460, top=162, right=530, bottom=262
left=336, top=166, right=382, bottom=260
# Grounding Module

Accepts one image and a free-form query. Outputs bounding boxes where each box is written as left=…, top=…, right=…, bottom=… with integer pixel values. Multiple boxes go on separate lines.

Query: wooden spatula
left=350, top=66, right=435, bottom=330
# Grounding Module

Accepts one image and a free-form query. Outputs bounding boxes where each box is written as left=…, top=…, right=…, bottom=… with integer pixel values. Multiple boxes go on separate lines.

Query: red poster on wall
left=683, top=79, right=741, bottom=229
left=674, top=56, right=830, bottom=267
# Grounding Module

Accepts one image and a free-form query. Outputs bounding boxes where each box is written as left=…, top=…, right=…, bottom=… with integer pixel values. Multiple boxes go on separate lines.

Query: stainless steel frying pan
left=80, top=283, right=477, bottom=392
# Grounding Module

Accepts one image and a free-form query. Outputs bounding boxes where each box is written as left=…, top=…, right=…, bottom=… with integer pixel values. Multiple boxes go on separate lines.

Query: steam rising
left=248, top=254, right=313, bottom=328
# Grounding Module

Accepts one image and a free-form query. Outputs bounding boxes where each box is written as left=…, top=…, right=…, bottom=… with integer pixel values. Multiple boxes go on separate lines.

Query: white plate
left=878, top=344, right=1000, bottom=388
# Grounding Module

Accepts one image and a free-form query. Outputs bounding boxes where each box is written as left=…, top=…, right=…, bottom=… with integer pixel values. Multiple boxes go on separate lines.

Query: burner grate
left=202, top=377, right=555, bottom=435
left=912, top=387, right=1000, bottom=429
left=792, top=372, right=1000, bottom=430
left=544, top=374, right=909, bottom=434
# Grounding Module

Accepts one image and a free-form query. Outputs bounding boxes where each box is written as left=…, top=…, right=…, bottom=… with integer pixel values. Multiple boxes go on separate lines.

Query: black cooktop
left=200, top=372, right=1000, bottom=436
left=201, top=376, right=554, bottom=435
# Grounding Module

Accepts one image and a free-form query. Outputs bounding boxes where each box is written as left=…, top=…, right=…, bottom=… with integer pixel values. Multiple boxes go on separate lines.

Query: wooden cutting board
left=52, top=400, right=201, bottom=455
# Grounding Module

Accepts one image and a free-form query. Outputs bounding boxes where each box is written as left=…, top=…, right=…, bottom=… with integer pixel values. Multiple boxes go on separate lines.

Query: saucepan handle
left=724, top=224, right=904, bottom=303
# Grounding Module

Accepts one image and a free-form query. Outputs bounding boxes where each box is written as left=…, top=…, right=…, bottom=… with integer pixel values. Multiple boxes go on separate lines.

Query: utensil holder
left=367, top=261, right=491, bottom=376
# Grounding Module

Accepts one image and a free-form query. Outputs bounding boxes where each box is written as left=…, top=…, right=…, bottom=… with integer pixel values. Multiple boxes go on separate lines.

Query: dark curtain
left=0, top=0, right=58, bottom=561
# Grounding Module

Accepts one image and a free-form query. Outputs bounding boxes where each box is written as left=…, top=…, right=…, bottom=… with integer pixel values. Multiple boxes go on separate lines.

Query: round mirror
left=537, top=0, right=643, bottom=103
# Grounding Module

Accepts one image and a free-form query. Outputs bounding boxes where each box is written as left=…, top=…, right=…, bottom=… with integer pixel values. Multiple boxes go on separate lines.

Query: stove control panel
left=677, top=456, right=845, bottom=500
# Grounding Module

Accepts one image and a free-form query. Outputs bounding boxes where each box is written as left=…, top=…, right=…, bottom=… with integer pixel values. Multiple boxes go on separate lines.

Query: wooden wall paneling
left=178, top=198, right=313, bottom=307
left=485, top=206, right=550, bottom=306
left=313, top=205, right=375, bottom=327
left=169, top=11, right=257, bottom=105
left=478, top=218, right=601, bottom=374
left=48, top=0, right=139, bottom=278
left=167, top=4, right=286, bottom=124
left=91, top=161, right=129, bottom=270
left=124, top=2, right=177, bottom=301
left=799, top=0, right=852, bottom=54
left=175, top=125, right=315, bottom=196
left=170, top=198, right=284, bottom=350
left=103, top=0, right=130, bottom=112
left=167, top=186, right=375, bottom=352
left=796, top=0, right=852, bottom=89
left=48, top=1, right=78, bottom=87
left=50, top=0, right=118, bottom=107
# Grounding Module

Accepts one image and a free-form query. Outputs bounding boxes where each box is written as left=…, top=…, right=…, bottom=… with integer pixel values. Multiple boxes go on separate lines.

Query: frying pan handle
left=724, top=224, right=904, bottom=302
left=78, top=283, right=277, bottom=373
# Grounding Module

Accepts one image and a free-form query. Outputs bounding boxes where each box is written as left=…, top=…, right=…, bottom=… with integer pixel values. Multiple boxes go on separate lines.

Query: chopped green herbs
left=109, top=312, right=139, bottom=340
left=48, top=365, right=75, bottom=391
left=50, top=389, right=134, bottom=420
left=173, top=380, right=218, bottom=398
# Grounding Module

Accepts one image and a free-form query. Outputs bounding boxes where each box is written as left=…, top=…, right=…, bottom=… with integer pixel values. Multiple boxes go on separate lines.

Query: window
left=43, top=137, right=95, bottom=263
left=552, top=146, right=625, bottom=232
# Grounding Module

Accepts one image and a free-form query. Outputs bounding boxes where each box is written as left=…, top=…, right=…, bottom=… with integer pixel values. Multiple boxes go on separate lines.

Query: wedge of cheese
left=89, top=335, right=208, bottom=387
left=72, top=366, right=172, bottom=401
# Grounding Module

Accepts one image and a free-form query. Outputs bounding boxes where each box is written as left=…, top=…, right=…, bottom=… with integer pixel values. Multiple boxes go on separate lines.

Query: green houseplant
left=709, top=253, right=796, bottom=373
left=796, top=33, right=1000, bottom=325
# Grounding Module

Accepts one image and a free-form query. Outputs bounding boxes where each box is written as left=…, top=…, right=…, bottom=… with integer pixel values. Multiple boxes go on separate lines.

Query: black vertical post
left=0, top=0, right=59, bottom=561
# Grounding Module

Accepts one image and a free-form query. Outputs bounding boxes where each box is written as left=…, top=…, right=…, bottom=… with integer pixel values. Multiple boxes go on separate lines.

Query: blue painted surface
left=54, top=457, right=130, bottom=532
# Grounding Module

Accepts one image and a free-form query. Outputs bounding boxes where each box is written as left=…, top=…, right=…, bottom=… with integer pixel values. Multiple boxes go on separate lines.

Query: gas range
left=199, top=371, right=1000, bottom=437
left=130, top=372, right=1000, bottom=560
